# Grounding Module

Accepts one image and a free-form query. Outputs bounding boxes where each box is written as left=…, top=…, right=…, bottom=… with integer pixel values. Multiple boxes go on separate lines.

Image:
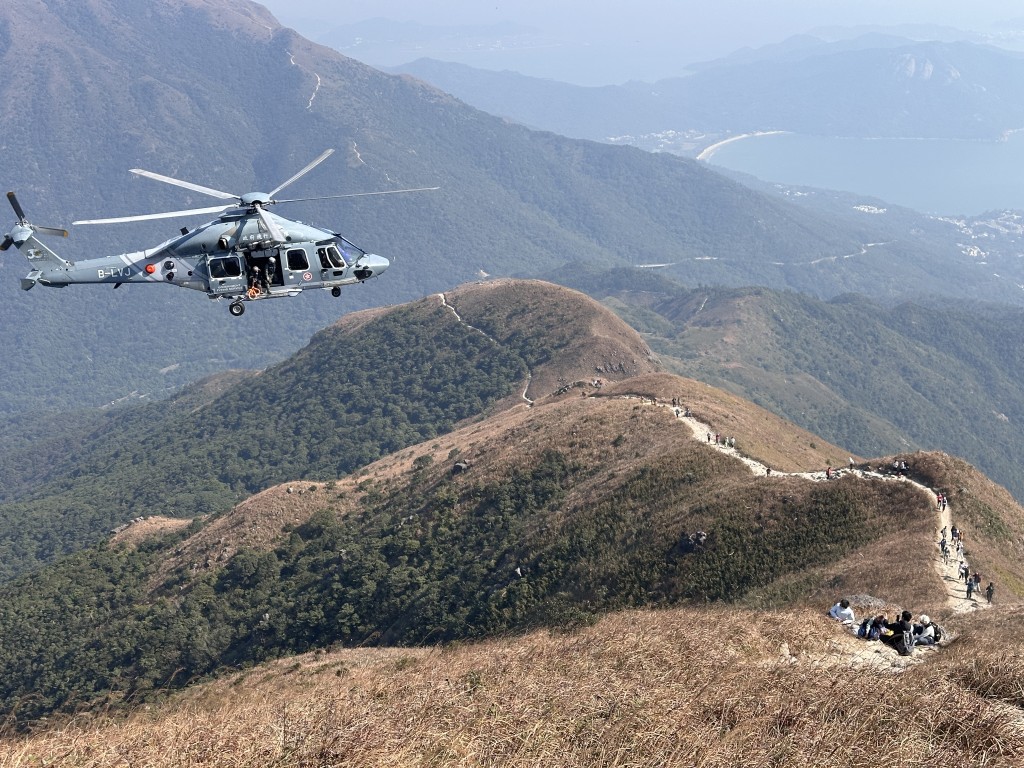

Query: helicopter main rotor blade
left=32, top=225, right=69, bottom=238
left=267, top=148, right=335, bottom=199
left=130, top=169, right=239, bottom=201
left=73, top=204, right=230, bottom=225
left=7, top=191, right=27, bottom=222
left=255, top=205, right=286, bottom=243
left=274, top=186, right=441, bottom=204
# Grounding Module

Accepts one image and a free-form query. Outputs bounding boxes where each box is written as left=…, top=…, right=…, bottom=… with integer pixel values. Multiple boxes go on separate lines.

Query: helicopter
left=2, top=149, right=435, bottom=316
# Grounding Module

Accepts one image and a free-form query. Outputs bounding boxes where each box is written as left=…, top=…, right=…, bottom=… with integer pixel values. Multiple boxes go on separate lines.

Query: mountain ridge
left=0, top=280, right=654, bottom=580
left=1, top=276, right=1024, bottom=732
left=391, top=37, right=1024, bottom=144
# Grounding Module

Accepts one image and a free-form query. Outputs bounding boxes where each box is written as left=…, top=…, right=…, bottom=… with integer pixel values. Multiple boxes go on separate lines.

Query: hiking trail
left=604, top=394, right=994, bottom=661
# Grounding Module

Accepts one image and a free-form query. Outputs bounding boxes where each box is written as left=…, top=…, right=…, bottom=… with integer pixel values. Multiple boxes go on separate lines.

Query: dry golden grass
left=4, top=606, right=1023, bottom=767
left=598, top=373, right=857, bottom=473
left=445, top=279, right=661, bottom=399
left=144, top=371, right=1024, bottom=614
left=109, top=516, right=191, bottom=548
left=62, top=341, right=1024, bottom=766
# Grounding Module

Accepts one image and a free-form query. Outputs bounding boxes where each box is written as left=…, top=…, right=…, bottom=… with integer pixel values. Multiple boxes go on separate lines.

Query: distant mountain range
left=390, top=36, right=1024, bottom=145
left=4, top=2, right=1024, bottom=413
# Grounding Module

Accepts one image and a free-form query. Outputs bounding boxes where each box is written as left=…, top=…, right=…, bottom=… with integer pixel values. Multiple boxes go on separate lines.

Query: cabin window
left=209, top=256, right=242, bottom=278
left=286, top=248, right=309, bottom=271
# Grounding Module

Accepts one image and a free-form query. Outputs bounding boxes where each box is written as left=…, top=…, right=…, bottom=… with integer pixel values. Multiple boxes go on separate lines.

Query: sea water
left=702, top=131, right=1024, bottom=217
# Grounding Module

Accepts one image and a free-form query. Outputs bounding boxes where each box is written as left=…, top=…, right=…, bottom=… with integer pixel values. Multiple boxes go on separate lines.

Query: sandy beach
left=696, top=130, right=789, bottom=161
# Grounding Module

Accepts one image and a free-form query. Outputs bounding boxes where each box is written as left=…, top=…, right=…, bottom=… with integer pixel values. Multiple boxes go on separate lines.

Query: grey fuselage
left=15, top=208, right=389, bottom=298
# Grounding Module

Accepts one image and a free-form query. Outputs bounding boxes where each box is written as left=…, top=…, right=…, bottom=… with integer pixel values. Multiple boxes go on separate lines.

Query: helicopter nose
left=353, top=254, right=389, bottom=281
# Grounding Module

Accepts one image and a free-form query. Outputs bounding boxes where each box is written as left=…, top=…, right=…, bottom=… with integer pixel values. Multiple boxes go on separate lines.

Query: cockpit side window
left=286, top=248, right=309, bottom=271
left=317, top=246, right=347, bottom=269
left=326, top=245, right=346, bottom=267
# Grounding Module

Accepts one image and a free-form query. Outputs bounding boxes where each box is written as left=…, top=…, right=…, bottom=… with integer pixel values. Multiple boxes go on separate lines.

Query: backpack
left=932, top=623, right=944, bottom=643
left=895, top=630, right=914, bottom=656
left=857, top=619, right=870, bottom=639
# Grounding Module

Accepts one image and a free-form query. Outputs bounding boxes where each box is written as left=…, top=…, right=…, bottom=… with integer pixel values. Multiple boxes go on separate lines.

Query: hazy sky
left=258, top=0, right=1024, bottom=84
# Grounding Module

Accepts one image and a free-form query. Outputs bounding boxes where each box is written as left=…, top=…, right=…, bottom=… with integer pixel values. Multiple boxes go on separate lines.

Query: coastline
left=696, top=130, right=788, bottom=161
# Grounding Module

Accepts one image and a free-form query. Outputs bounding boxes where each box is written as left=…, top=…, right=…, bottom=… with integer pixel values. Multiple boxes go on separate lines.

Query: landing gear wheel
left=331, top=286, right=342, bottom=297
left=229, top=301, right=245, bottom=317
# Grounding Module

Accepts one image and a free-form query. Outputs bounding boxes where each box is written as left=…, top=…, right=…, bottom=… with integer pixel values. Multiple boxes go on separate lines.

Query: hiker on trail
left=765, top=466, right=772, bottom=476
left=849, top=457, right=855, bottom=470
left=986, top=582, right=995, bottom=604
left=828, top=599, right=856, bottom=624
left=951, top=525, right=959, bottom=542
left=967, top=579, right=975, bottom=600
left=826, top=466, right=833, bottom=480
left=913, top=615, right=937, bottom=646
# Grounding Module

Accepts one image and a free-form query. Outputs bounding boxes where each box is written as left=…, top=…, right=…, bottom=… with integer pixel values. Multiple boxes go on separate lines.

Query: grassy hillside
left=554, top=267, right=1024, bottom=503
left=4, top=602, right=1024, bottom=765
left=5, top=367, right=1024, bottom=724
left=0, top=280, right=654, bottom=581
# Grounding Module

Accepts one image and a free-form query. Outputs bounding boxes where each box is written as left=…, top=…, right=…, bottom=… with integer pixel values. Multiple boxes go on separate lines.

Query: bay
left=702, top=131, right=1024, bottom=217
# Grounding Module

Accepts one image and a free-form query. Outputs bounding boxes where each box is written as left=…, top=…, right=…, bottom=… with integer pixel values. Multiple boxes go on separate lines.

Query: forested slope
left=0, top=281, right=652, bottom=580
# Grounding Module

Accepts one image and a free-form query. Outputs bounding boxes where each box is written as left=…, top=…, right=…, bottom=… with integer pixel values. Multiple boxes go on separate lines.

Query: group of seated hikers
left=829, top=599, right=943, bottom=657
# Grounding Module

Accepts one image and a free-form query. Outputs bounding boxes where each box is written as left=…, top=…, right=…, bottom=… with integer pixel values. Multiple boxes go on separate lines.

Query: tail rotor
left=2, top=192, right=69, bottom=250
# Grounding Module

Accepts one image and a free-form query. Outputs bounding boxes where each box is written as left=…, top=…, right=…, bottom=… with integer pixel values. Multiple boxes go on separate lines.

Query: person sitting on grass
left=857, top=614, right=887, bottom=640
left=882, top=610, right=916, bottom=656
left=913, top=615, right=937, bottom=646
left=828, top=598, right=856, bottom=625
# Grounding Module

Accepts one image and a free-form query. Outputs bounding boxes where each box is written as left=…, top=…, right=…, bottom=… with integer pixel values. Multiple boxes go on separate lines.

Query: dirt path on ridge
left=640, top=397, right=989, bottom=617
